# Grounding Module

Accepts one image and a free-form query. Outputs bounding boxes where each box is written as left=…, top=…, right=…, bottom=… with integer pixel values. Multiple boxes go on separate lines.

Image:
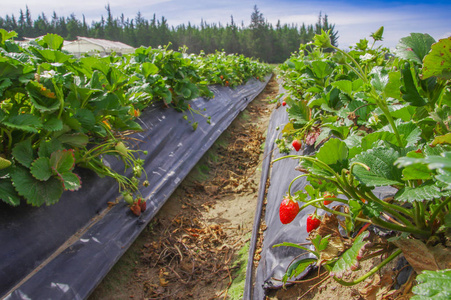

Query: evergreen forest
left=0, top=5, right=338, bottom=63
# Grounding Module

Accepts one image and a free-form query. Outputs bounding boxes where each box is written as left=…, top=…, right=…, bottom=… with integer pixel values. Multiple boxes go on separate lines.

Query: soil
left=88, top=76, right=279, bottom=300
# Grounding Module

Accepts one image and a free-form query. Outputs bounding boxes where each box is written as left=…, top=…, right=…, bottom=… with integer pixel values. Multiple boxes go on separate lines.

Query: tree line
left=0, top=5, right=338, bottom=63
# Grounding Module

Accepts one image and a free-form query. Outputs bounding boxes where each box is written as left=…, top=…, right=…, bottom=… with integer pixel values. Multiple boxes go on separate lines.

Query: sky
left=1, top=0, right=450, bottom=49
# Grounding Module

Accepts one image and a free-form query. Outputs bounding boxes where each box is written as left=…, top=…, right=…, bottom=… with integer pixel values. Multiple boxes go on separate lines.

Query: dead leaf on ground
left=392, top=238, right=445, bottom=273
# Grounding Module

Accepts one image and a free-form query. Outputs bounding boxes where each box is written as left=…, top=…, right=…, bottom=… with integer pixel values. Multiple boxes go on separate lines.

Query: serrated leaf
left=352, top=147, right=403, bottom=187
left=11, top=165, right=64, bottom=206
left=0, top=179, right=21, bottom=206
left=141, top=62, right=159, bottom=77
left=361, top=131, right=398, bottom=150
left=331, top=80, right=353, bottom=95
left=431, top=133, right=451, bottom=147
left=422, top=37, right=451, bottom=80
left=0, top=78, right=12, bottom=96
left=12, top=139, right=35, bottom=168
left=26, top=81, right=60, bottom=112
left=395, top=181, right=442, bottom=202
left=397, top=121, right=422, bottom=147
left=38, top=139, right=64, bottom=158
left=395, top=33, right=436, bottom=65
left=331, top=231, right=370, bottom=277
left=50, top=149, right=75, bottom=174
left=56, top=133, right=89, bottom=147
left=370, top=67, right=389, bottom=93
left=3, top=114, right=42, bottom=133
left=58, top=172, right=81, bottom=191
left=43, top=117, right=63, bottom=132
left=30, top=157, right=53, bottom=181
left=412, top=269, right=451, bottom=299
left=311, top=61, right=333, bottom=79
left=362, top=200, right=384, bottom=218
left=315, top=138, right=349, bottom=174
left=402, top=163, right=434, bottom=181
left=38, top=33, right=64, bottom=50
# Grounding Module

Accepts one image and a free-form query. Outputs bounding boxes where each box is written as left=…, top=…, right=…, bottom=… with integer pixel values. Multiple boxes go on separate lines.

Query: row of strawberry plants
left=275, top=28, right=451, bottom=294
left=0, top=30, right=271, bottom=209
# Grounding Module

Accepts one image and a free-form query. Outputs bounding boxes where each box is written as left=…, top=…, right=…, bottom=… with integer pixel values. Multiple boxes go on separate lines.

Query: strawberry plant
left=0, top=29, right=271, bottom=208
left=274, top=28, right=451, bottom=288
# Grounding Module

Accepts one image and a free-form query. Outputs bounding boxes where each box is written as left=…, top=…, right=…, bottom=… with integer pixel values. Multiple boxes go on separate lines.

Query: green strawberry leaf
left=395, top=181, right=443, bottom=203
left=2, top=114, right=42, bottom=133
left=400, top=62, right=427, bottom=107
left=11, top=165, right=64, bottom=206
left=361, top=131, right=398, bottom=151
left=30, top=157, right=53, bottom=181
left=56, top=133, right=89, bottom=147
left=370, top=67, right=389, bottom=93
left=141, top=62, right=159, bottom=77
left=50, top=149, right=75, bottom=174
left=311, top=234, right=331, bottom=253
left=12, top=139, right=35, bottom=168
left=315, top=138, right=349, bottom=174
left=0, top=179, right=21, bottom=206
left=273, top=242, right=312, bottom=253
left=43, top=117, right=63, bottom=132
left=311, top=60, right=333, bottom=79
left=422, top=37, right=451, bottom=80
left=412, top=269, right=451, bottom=300
left=38, top=139, right=64, bottom=158
left=282, top=258, right=317, bottom=284
left=395, top=33, right=436, bottom=65
left=331, top=80, right=353, bottom=95
left=58, top=172, right=82, bottom=191
left=397, top=121, right=422, bottom=147
left=431, top=133, right=451, bottom=147
left=26, top=81, right=60, bottom=112
left=331, top=231, right=370, bottom=278
left=352, top=147, right=403, bottom=187
left=37, top=33, right=64, bottom=50
left=362, top=200, right=384, bottom=218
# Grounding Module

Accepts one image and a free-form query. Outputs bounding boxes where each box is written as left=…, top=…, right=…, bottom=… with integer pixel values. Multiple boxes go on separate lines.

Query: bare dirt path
left=89, top=76, right=279, bottom=300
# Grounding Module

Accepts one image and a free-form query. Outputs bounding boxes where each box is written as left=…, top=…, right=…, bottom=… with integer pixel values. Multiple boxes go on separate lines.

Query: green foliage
left=275, top=28, right=451, bottom=290
left=412, top=269, right=451, bottom=299
left=0, top=30, right=271, bottom=207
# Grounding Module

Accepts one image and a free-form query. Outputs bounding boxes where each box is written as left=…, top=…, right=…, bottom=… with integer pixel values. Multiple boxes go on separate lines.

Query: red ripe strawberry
left=292, top=139, right=302, bottom=151
left=279, top=197, right=299, bottom=224
left=138, top=198, right=146, bottom=212
left=130, top=202, right=141, bottom=216
left=306, top=214, right=321, bottom=233
left=282, top=101, right=287, bottom=106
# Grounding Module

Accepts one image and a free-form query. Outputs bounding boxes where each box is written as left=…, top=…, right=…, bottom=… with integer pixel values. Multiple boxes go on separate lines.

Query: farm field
left=0, top=6, right=450, bottom=298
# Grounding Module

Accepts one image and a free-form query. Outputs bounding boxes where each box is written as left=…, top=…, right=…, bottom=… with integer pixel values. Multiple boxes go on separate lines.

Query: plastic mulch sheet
left=0, top=75, right=271, bottom=300
left=244, top=85, right=397, bottom=300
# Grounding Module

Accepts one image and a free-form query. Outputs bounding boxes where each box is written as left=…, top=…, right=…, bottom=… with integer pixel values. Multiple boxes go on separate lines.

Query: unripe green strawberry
left=115, top=141, right=128, bottom=156
left=279, top=197, right=299, bottom=224
left=123, top=193, right=134, bottom=205
left=0, top=157, right=12, bottom=170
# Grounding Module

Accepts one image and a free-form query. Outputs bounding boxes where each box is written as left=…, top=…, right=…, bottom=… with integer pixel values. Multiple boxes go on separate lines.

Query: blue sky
left=2, top=0, right=450, bottom=49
